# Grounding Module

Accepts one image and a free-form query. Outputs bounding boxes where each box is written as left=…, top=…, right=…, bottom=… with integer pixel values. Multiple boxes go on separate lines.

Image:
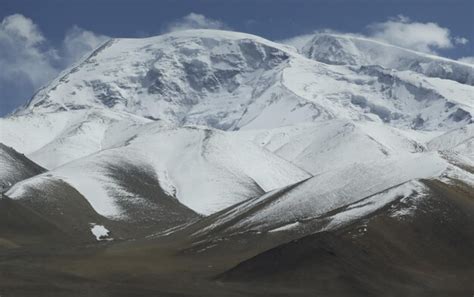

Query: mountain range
left=0, top=29, right=473, bottom=297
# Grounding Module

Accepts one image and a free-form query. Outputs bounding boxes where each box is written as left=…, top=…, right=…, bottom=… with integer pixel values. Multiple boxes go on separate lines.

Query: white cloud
left=279, top=33, right=315, bottom=51
left=0, top=14, right=58, bottom=115
left=367, top=15, right=468, bottom=54
left=280, top=16, right=468, bottom=56
left=454, top=36, right=469, bottom=45
left=1, top=14, right=44, bottom=46
left=163, top=13, right=229, bottom=32
left=458, top=56, right=474, bottom=65
left=0, top=14, right=56, bottom=87
left=61, top=25, right=109, bottom=65
left=0, top=14, right=108, bottom=115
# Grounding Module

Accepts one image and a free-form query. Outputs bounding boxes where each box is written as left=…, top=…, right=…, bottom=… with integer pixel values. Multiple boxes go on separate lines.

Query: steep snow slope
left=190, top=152, right=447, bottom=236
left=301, top=33, right=474, bottom=86
left=7, top=29, right=471, bottom=133
left=7, top=124, right=310, bottom=217
left=0, top=144, right=45, bottom=189
left=16, top=30, right=295, bottom=129
left=1, top=112, right=79, bottom=156
left=235, top=119, right=427, bottom=174
left=0, top=109, right=150, bottom=169
left=280, top=57, right=473, bottom=130
left=218, top=179, right=474, bottom=296
left=427, top=124, right=474, bottom=159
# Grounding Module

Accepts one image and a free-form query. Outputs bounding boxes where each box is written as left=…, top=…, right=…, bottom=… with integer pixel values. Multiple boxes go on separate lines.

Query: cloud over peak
left=163, top=13, right=229, bottom=32
left=62, top=25, right=109, bottom=65
left=367, top=15, right=468, bottom=54
left=0, top=14, right=108, bottom=115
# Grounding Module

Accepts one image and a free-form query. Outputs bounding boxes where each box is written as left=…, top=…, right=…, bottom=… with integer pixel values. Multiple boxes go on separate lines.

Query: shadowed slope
left=0, top=143, right=45, bottom=189
left=219, top=179, right=474, bottom=297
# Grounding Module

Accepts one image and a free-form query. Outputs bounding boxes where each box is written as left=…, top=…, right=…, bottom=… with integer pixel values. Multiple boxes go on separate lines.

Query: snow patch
left=268, top=221, right=301, bottom=233
left=324, top=181, right=427, bottom=230
left=90, top=224, right=112, bottom=241
left=6, top=175, right=51, bottom=198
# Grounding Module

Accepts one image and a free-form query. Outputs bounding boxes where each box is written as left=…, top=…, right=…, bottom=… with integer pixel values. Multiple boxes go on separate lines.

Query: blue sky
left=1, top=0, right=473, bottom=115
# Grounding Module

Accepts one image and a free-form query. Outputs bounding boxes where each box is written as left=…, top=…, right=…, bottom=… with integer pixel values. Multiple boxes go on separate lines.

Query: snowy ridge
left=322, top=180, right=427, bottom=231
left=281, top=55, right=473, bottom=130
left=427, top=124, right=474, bottom=160
left=5, top=29, right=471, bottom=133
left=235, top=119, right=427, bottom=175
left=0, top=109, right=150, bottom=169
left=264, top=180, right=426, bottom=233
left=192, top=152, right=447, bottom=235
left=301, top=33, right=474, bottom=85
left=15, top=30, right=295, bottom=127
left=0, top=144, right=45, bottom=189
left=7, top=124, right=310, bottom=217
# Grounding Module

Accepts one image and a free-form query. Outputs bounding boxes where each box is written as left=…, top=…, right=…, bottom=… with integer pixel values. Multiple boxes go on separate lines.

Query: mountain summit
left=15, top=30, right=473, bottom=131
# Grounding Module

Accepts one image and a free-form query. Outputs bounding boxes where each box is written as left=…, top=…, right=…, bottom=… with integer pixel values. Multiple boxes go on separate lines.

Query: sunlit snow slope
left=1, top=29, right=473, bottom=232
left=7, top=124, right=309, bottom=216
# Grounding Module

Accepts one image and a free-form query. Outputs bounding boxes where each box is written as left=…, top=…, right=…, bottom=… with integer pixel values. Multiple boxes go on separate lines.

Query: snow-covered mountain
left=7, top=124, right=309, bottom=218
left=301, top=32, right=474, bottom=86
left=188, top=153, right=446, bottom=238
left=0, top=29, right=473, bottom=245
left=10, top=30, right=474, bottom=132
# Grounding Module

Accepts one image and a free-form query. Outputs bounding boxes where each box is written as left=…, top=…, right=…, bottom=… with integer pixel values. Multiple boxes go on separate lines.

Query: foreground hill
left=4, top=123, right=309, bottom=242
left=0, top=144, right=45, bottom=189
left=0, top=179, right=471, bottom=297
left=219, top=180, right=474, bottom=297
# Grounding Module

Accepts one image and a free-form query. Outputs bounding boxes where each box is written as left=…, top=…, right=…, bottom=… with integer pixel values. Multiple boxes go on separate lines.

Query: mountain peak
left=10, top=30, right=474, bottom=134
left=301, top=32, right=474, bottom=85
left=17, top=30, right=294, bottom=127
